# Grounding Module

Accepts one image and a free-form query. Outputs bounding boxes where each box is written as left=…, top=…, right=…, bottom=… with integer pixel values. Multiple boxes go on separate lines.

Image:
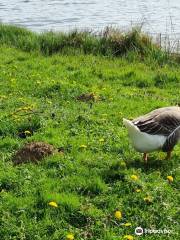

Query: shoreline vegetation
left=0, top=24, right=179, bottom=240
left=0, top=23, right=179, bottom=63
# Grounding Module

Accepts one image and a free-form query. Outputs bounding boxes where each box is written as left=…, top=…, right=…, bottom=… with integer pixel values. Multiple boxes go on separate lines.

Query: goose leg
left=143, top=153, right=148, bottom=163
left=166, top=151, right=172, bottom=160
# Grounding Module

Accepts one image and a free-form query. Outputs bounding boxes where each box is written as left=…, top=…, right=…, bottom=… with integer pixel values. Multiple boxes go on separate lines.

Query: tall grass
left=0, top=24, right=169, bottom=62
left=0, top=24, right=39, bottom=52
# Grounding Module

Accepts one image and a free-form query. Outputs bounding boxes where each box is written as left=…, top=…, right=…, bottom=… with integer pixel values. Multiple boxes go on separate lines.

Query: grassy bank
left=0, top=26, right=180, bottom=240
left=0, top=24, right=173, bottom=63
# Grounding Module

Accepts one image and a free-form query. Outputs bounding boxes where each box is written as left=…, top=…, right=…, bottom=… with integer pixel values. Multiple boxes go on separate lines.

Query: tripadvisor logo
left=135, top=227, right=143, bottom=236
left=135, top=226, right=172, bottom=235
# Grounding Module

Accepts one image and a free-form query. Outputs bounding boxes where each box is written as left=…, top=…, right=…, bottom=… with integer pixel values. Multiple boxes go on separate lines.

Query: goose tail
left=123, top=118, right=140, bottom=134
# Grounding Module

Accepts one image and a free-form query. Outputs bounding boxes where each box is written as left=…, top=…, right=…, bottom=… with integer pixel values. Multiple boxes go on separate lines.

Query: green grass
left=0, top=24, right=172, bottom=63
left=0, top=28, right=180, bottom=240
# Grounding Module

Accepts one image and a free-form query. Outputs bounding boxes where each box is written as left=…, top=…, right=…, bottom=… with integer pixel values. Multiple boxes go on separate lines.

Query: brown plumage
left=133, top=106, right=180, bottom=136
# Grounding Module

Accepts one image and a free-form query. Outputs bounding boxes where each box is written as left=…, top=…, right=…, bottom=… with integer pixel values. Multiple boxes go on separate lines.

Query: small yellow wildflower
left=123, top=235, right=134, bottom=240
left=99, top=138, right=104, bottom=142
left=131, top=175, right=138, bottom=181
left=66, top=234, right=74, bottom=240
left=144, top=196, right=152, bottom=203
left=167, top=176, right=173, bottom=182
left=48, top=201, right=58, bottom=208
left=24, top=130, right=31, bottom=135
left=80, top=144, right=87, bottom=149
left=114, top=210, right=122, bottom=220
left=135, top=189, right=141, bottom=193
left=123, top=222, right=132, bottom=227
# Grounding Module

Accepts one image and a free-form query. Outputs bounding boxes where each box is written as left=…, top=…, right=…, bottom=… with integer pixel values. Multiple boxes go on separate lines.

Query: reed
left=0, top=24, right=171, bottom=63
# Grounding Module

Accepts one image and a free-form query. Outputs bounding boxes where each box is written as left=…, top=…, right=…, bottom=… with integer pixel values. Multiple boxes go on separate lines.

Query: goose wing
left=162, top=126, right=180, bottom=152
left=132, top=107, right=180, bottom=136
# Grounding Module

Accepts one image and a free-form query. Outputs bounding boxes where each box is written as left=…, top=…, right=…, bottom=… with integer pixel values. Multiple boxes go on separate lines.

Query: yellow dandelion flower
left=123, top=235, right=134, bottom=240
left=48, top=201, right=58, bottom=208
left=123, top=222, right=132, bottom=227
left=135, top=189, right=141, bottom=193
left=167, top=176, right=173, bottom=182
left=80, top=144, right=87, bottom=149
left=131, top=175, right=138, bottom=181
left=114, top=210, right=122, bottom=220
left=99, top=138, right=104, bottom=142
left=144, top=196, right=152, bottom=203
left=24, top=130, right=31, bottom=135
left=66, top=234, right=74, bottom=240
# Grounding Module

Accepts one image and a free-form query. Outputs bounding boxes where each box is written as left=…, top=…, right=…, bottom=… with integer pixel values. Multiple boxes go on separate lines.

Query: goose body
left=123, top=118, right=167, bottom=153
left=123, top=106, right=180, bottom=161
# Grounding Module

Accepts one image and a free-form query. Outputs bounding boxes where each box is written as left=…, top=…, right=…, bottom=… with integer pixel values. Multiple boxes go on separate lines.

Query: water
left=0, top=0, right=180, bottom=36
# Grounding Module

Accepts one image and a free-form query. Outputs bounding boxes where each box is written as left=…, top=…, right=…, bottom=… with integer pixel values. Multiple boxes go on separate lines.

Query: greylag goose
left=123, top=106, right=180, bottom=162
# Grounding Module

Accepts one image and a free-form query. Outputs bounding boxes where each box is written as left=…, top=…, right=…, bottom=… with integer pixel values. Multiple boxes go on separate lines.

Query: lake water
left=0, top=0, right=180, bottom=36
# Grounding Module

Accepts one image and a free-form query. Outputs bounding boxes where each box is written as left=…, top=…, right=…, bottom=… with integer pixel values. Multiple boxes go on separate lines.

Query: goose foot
left=143, top=153, right=148, bottom=163
left=166, top=151, right=172, bottom=160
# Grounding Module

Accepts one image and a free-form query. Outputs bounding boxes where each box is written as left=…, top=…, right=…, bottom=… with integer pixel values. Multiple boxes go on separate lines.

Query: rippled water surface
left=0, top=0, right=180, bottom=34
